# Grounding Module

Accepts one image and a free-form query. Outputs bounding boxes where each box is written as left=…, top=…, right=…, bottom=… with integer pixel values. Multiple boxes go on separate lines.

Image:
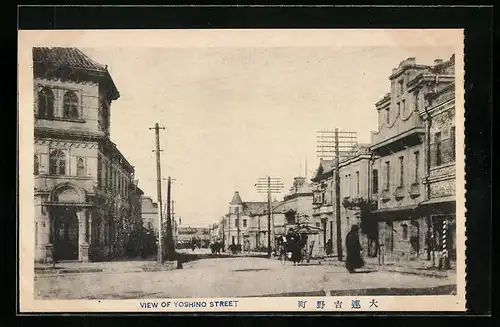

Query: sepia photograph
left=18, top=29, right=465, bottom=312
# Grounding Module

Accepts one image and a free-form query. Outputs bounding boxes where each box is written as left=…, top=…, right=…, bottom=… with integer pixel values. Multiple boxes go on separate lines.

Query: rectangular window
left=414, top=91, right=420, bottom=111
left=386, top=108, right=390, bottom=125
left=401, top=224, right=409, bottom=241
left=35, top=222, right=38, bottom=245
left=104, top=164, right=109, bottom=188
left=399, top=156, right=404, bottom=187
left=398, top=80, right=404, bottom=95
left=243, top=219, right=247, bottom=228
left=450, top=126, right=456, bottom=161
left=397, top=102, right=401, bottom=116
left=401, top=99, right=406, bottom=116
left=372, top=169, right=379, bottom=194
left=97, top=156, right=102, bottom=187
left=414, top=151, right=420, bottom=182
left=385, top=161, right=390, bottom=190
left=435, top=132, right=442, bottom=166
left=356, top=171, right=360, bottom=196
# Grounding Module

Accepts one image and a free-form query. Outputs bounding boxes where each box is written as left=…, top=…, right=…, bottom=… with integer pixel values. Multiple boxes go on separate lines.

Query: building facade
left=370, top=56, right=455, bottom=264
left=247, top=201, right=286, bottom=252
left=224, top=191, right=268, bottom=251
left=33, top=47, right=143, bottom=263
left=338, top=144, right=377, bottom=258
left=311, top=159, right=335, bottom=255
left=419, top=57, right=457, bottom=268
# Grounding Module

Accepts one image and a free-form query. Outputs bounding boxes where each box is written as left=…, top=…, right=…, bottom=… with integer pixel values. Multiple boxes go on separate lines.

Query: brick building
left=33, top=47, right=143, bottom=263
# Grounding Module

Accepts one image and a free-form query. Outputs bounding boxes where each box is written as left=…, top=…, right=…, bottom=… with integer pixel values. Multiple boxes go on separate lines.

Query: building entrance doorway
left=54, top=207, right=79, bottom=261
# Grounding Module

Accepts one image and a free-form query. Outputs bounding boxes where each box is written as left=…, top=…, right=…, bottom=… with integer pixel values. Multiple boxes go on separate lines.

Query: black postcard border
left=6, top=4, right=494, bottom=321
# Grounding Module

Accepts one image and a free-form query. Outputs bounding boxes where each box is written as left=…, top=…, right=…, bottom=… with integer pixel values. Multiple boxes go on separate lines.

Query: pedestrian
left=345, top=225, right=364, bottom=273
left=290, top=232, right=302, bottom=266
left=279, top=235, right=287, bottom=264
left=325, top=238, right=333, bottom=256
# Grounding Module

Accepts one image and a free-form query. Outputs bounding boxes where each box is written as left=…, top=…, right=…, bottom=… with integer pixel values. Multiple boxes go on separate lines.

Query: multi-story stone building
left=311, top=159, right=335, bottom=254
left=33, top=47, right=143, bottom=263
left=419, top=56, right=457, bottom=268
left=225, top=191, right=268, bottom=251
left=338, top=144, right=378, bottom=258
left=370, top=55, right=455, bottom=264
left=311, top=146, right=375, bottom=258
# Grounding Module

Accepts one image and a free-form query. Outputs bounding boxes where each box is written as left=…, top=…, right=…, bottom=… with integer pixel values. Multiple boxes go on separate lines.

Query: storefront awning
left=419, top=196, right=456, bottom=206
left=371, top=205, right=419, bottom=215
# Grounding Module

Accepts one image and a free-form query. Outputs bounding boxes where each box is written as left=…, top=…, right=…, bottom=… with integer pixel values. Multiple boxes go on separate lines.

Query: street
left=34, top=256, right=456, bottom=299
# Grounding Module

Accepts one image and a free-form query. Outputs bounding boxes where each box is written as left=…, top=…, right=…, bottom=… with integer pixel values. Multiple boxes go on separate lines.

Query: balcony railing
left=409, top=182, right=421, bottom=198
left=34, top=174, right=95, bottom=194
left=393, top=186, right=405, bottom=200
left=371, top=110, right=424, bottom=149
left=380, top=189, right=391, bottom=202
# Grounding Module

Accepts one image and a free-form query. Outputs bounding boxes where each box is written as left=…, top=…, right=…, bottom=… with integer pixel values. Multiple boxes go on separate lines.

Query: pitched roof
left=311, top=159, right=335, bottom=182
left=33, top=47, right=107, bottom=72
left=230, top=191, right=243, bottom=205
left=33, top=47, right=120, bottom=100
left=242, top=202, right=268, bottom=216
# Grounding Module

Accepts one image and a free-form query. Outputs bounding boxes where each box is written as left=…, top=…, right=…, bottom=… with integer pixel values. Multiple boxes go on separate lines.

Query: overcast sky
left=78, top=31, right=457, bottom=228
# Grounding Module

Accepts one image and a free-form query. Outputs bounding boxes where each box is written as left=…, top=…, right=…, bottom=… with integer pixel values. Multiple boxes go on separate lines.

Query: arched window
left=37, top=88, right=54, bottom=119
left=63, top=91, right=79, bottom=119
left=49, top=150, right=66, bottom=175
left=34, top=155, right=39, bottom=175
left=77, top=157, right=85, bottom=176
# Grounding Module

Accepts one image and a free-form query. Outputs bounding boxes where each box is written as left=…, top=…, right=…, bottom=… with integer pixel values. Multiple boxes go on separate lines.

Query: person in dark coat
left=345, top=225, right=364, bottom=273
left=290, top=233, right=302, bottom=266
left=325, top=239, right=333, bottom=256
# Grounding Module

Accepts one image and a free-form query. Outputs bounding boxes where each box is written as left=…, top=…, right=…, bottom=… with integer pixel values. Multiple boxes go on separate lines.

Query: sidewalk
left=35, top=260, right=177, bottom=275
left=317, top=255, right=455, bottom=278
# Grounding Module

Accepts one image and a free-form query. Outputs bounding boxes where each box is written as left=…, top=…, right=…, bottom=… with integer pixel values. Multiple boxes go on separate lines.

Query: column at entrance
left=78, top=208, right=89, bottom=262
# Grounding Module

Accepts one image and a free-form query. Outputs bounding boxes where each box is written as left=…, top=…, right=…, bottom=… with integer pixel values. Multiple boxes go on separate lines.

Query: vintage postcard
left=18, top=29, right=466, bottom=312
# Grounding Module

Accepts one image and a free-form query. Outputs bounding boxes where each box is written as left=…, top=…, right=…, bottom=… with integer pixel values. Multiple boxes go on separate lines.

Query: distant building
left=141, top=196, right=158, bottom=232
left=176, top=226, right=210, bottom=248
left=225, top=191, right=268, bottom=251
left=33, top=47, right=143, bottom=263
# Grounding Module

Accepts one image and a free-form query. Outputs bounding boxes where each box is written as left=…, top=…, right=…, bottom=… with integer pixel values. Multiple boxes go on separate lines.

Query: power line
left=255, top=176, right=284, bottom=258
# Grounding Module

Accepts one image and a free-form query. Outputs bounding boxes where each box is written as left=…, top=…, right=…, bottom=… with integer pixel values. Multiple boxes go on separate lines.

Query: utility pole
left=165, top=176, right=176, bottom=261
left=171, top=200, right=175, bottom=245
left=236, top=206, right=241, bottom=246
left=255, top=176, right=283, bottom=258
left=149, top=123, right=165, bottom=264
left=317, top=129, right=357, bottom=261
left=221, top=216, right=225, bottom=250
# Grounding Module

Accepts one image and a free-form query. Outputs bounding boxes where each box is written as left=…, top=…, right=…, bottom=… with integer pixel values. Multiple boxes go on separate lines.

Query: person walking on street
left=345, top=225, right=364, bottom=273
left=325, top=238, right=333, bottom=256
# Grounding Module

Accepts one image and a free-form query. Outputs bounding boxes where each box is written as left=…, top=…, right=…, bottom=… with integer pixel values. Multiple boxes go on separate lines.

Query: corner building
left=33, top=47, right=143, bottom=263
left=370, top=56, right=455, bottom=264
